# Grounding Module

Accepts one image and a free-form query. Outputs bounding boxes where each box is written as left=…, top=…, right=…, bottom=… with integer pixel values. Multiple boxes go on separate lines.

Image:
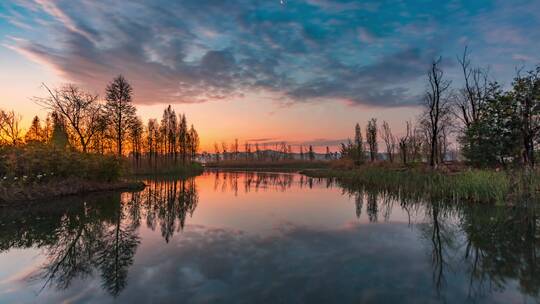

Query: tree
left=454, top=47, right=490, bottom=129
left=161, top=105, right=177, bottom=162
left=512, top=66, right=540, bottom=168
left=39, top=84, right=102, bottom=152
left=188, top=124, right=199, bottom=160
left=421, top=58, right=452, bottom=169
left=129, top=117, right=144, bottom=167
left=0, top=110, right=23, bottom=145
left=24, top=116, right=44, bottom=143
left=214, top=142, right=220, bottom=162
left=398, top=122, right=412, bottom=164
left=325, top=146, right=331, bottom=160
left=50, top=112, right=69, bottom=149
left=104, top=75, right=136, bottom=156
left=366, top=118, right=378, bottom=162
left=178, top=114, right=188, bottom=164
left=233, top=138, right=239, bottom=160
left=381, top=121, right=396, bottom=162
left=146, top=119, right=159, bottom=166
left=353, top=123, right=364, bottom=165
left=308, top=145, right=315, bottom=161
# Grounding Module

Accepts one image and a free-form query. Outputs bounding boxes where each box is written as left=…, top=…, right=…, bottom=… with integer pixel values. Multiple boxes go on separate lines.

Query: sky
left=1, top=0, right=540, bottom=152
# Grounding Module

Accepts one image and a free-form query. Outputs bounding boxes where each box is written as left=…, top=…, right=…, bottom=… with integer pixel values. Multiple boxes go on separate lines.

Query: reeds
left=302, top=167, right=538, bottom=204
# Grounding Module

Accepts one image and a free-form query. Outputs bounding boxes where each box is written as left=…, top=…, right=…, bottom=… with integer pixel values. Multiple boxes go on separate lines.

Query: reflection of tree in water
left=354, top=190, right=363, bottom=219
left=460, top=203, right=540, bottom=299
left=0, top=177, right=199, bottom=298
left=208, top=171, right=330, bottom=193
left=5, top=193, right=142, bottom=297
left=141, top=178, right=198, bottom=243
left=96, top=197, right=140, bottom=297
left=339, top=181, right=540, bottom=302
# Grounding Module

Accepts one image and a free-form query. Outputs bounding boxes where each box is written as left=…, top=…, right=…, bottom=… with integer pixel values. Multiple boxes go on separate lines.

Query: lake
left=0, top=171, right=539, bottom=303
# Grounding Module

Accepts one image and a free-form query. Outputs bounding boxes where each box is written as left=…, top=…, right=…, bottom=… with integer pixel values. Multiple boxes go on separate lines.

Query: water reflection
left=0, top=171, right=538, bottom=303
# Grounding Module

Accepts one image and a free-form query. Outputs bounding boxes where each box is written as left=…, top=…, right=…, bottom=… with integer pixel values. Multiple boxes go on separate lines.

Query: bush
left=0, top=143, right=124, bottom=184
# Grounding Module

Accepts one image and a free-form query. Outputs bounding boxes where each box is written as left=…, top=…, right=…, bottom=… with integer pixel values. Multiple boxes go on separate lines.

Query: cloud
left=3, top=0, right=540, bottom=107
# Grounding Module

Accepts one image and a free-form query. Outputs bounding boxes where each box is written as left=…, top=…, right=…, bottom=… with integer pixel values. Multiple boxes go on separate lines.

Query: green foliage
left=0, top=143, right=123, bottom=183
left=303, top=167, right=539, bottom=204
left=461, top=67, right=540, bottom=168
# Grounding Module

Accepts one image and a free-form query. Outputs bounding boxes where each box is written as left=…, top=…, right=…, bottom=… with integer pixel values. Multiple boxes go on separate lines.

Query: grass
left=301, top=164, right=539, bottom=204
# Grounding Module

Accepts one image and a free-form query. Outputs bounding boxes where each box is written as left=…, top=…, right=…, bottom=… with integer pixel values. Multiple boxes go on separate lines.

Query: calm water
left=0, top=171, right=539, bottom=303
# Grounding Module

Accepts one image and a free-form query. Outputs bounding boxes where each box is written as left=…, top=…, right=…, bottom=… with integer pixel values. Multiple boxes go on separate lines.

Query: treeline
left=341, top=48, right=540, bottom=170
left=0, top=75, right=200, bottom=180
left=207, top=139, right=338, bottom=163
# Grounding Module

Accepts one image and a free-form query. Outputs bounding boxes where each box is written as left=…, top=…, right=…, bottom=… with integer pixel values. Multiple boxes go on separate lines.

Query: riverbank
left=301, top=165, right=540, bottom=204
left=0, top=177, right=146, bottom=205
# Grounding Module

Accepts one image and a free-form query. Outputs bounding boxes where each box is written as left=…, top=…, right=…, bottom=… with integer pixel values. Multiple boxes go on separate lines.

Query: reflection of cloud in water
left=109, top=223, right=514, bottom=304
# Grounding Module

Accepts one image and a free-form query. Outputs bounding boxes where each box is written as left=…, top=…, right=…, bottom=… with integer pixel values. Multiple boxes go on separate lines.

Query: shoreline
left=299, top=166, right=539, bottom=204
left=0, top=178, right=146, bottom=205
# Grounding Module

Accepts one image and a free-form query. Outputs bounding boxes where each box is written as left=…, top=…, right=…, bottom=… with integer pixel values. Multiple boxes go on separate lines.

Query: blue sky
left=1, top=0, right=539, bottom=149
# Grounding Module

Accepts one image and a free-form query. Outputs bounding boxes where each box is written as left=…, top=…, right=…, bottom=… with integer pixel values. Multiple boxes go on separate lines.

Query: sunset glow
left=1, top=0, right=539, bottom=151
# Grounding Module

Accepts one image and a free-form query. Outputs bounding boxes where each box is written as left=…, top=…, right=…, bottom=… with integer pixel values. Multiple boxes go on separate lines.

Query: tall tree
left=454, top=47, right=490, bottom=129
left=381, top=121, right=396, bottom=162
left=422, top=58, right=452, bottom=169
left=24, top=116, right=44, bottom=143
left=104, top=75, right=136, bottom=157
left=178, top=114, right=188, bottom=164
left=188, top=124, right=199, bottom=161
left=354, top=123, right=364, bottom=165
left=512, top=66, right=540, bottom=168
left=308, top=145, right=315, bottom=161
left=398, top=121, right=412, bottom=164
left=129, top=117, right=144, bottom=168
left=366, top=118, right=378, bottom=162
left=50, top=112, right=69, bottom=149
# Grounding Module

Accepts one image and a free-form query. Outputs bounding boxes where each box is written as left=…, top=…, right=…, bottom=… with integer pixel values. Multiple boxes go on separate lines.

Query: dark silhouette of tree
left=308, top=145, right=315, bottom=161
left=0, top=110, right=23, bottom=145
left=398, top=121, right=412, bottom=164
left=50, top=112, right=69, bottom=149
left=129, top=117, right=144, bottom=168
left=179, top=114, right=188, bottom=164
left=421, top=58, right=452, bottom=169
left=188, top=124, right=199, bottom=160
left=104, top=75, right=136, bottom=157
left=513, top=66, right=540, bottom=168
left=38, top=84, right=102, bottom=152
left=354, top=123, right=364, bottom=164
left=24, top=116, right=44, bottom=143
left=381, top=121, right=395, bottom=162
left=366, top=118, right=378, bottom=162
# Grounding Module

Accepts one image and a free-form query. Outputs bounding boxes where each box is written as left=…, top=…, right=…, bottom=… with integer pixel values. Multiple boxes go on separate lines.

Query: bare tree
left=0, top=110, right=22, bottom=145
left=381, top=121, right=396, bottom=162
left=38, top=84, right=102, bottom=152
left=454, top=47, right=490, bottom=128
left=398, top=121, right=412, bottom=164
left=421, top=58, right=452, bottom=169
